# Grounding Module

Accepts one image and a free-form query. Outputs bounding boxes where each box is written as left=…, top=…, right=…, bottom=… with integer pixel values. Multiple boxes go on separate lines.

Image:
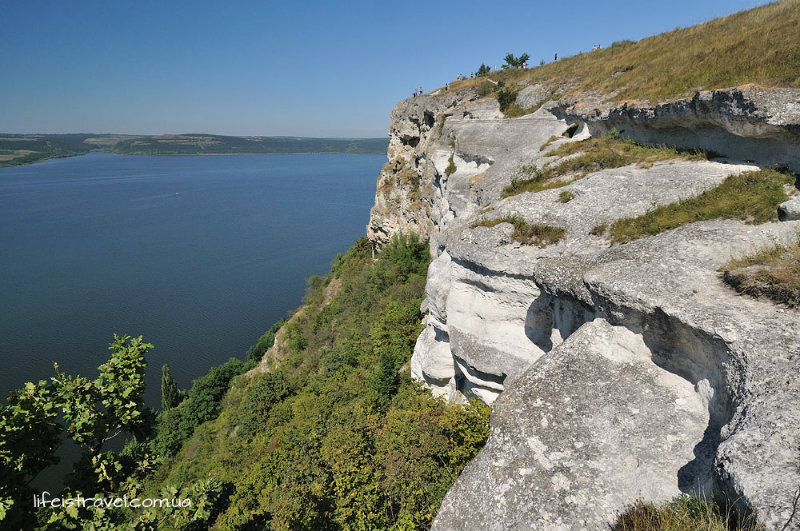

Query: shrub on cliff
left=235, top=372, right=290, bottom=439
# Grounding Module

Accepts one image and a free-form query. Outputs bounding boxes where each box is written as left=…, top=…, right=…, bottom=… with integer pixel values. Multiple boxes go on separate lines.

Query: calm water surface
left=0, top=152, right=383, bottom=406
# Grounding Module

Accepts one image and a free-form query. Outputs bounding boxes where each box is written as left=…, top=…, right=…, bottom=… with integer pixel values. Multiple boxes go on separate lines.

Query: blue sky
left=0, top=0, right=773, bottom=137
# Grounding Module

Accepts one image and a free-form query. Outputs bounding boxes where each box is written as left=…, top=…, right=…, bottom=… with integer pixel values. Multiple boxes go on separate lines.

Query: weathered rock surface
left=432, top=219, right=800, bottom=531
left=779, top=197, right=800, bottom=221
left=557, top=85, right=800, bottom=173
left=367, top=85, right=800, bottom=530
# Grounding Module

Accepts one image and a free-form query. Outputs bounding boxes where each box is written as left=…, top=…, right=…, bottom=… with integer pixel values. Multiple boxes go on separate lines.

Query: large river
left=0, top=152, right=383, bottom=406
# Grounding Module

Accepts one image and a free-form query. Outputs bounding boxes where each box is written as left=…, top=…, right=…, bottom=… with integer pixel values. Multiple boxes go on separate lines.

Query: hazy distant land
left=0, top=133, right=390, bottom=167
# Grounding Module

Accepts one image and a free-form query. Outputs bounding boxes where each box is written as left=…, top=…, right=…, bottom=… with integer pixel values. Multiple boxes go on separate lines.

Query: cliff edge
left=367, top=75, right=800, bottom=529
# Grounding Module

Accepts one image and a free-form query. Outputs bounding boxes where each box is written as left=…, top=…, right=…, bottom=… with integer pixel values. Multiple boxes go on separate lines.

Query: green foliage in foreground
left=0, top=336, right=163, bottom=529
left=143, top=234, right=491, bottom=531
left=612, top=494, right=763, bottom=531
left=502, top=134, right=709, bottom=198
left=605, top=168, right=796, bottom=244
left=472, top=215, right=566, bottom=247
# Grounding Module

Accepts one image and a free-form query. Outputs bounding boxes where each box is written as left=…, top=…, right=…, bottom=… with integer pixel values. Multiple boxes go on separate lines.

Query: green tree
left=236, top=372, right=290, bottom=439
left=477, top=63, right=491, bottom=76
left=161, top=364, right=183, bottom=411
left=0, top=379, right=61, bottom=528
left=0, top=335, right=159, bottom=527
left=503, top=52, right=530, bottom=69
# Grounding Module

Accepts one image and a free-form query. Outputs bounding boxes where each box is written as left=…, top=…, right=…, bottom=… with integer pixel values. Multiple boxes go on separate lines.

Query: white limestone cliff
left=367, top=86, right=800, bottom=530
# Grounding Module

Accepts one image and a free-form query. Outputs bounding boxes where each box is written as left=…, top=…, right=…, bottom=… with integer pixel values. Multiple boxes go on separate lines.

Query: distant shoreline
left=0, top=133, right=389, bottom=168
left=0, top=151, right=388, bottom=169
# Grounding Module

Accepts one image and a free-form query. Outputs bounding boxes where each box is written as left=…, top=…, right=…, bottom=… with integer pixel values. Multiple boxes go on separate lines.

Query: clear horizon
left=1, top=0, right=774, bottom=138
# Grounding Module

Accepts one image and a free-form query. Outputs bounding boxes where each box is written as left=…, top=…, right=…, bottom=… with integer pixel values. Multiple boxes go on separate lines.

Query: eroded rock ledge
left=367, top=86, right=800, bottom=530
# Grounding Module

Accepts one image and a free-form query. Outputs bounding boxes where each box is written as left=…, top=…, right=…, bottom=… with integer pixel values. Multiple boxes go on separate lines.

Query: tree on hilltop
left=503, top=52, right=530, bottom=69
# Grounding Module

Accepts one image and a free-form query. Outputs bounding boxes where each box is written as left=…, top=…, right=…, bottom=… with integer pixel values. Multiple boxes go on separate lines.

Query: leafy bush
left=477, top=80, right=496, bottom=97
left=503, top=52, right=529, bottom=69
left=152, top=407, right=185, bottom=457
left=175, top=359, right=246, bottom=447
left=236, top=372, right=290, bottom=439
left=496, top=88, right=519, bottom=112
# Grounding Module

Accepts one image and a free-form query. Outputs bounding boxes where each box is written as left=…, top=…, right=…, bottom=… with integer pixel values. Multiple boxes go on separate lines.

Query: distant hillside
left=108, top=134, right=389, bottom=156
left=0, top=134, right=97, bottom=167
left=0, top=134, right=389, bottom=168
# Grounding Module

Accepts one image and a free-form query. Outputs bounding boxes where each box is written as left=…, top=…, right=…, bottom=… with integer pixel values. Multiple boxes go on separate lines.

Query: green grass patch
left=502, top=135, right=708, bottom=198
left=540, top=135, right=560, bottom=152
left=558, top=190, right=574, bottom=203
left=445, top=152, right=457, bottom=176
left=608, top=169, right=795, bottom=244
left=472, top=215, right=566, bottom=247
left=720, top=236, right=800, bottom=307
left=612, top=494, right=763, bottom=531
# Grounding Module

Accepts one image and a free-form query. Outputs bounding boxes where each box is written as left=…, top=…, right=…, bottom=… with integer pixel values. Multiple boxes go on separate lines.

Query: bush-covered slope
left=143, top=235, right=490, bottom=531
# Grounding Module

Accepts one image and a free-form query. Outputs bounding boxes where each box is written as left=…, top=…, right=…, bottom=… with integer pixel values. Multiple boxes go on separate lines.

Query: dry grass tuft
left=720, top=236, right=800, bottom=307
left=502, top=135, right=708, bottom=198
left=608, top=169, right=795, bottom=244
left=612, top=494, right=763, bottom=531
left=445, top=1, right=800, bottom=105
left=471, top=215, right=566, bottom=247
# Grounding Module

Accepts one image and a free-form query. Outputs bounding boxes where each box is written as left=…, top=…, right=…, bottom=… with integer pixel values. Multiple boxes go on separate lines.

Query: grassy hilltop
left=448, top=0, right=799, bottom=105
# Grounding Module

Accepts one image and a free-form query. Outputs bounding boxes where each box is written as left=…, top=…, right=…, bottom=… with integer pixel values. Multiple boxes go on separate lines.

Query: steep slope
left=367, top=3, right=800, bottom=529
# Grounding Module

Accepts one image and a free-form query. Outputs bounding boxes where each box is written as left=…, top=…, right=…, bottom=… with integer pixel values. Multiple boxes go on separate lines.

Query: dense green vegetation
left=720, top=235, right=800, bottom=307
left=471, top=216, right=566, bottom=247
left=612, top=494, right=763, bottom=531
left=601, top=168, right=796, bottom=244
left=0, top=235, right=490, bottom=530
left=141, top=234, right=490, bottom=531
left=446, top=0, right=800, bottom=104
left=0, top=134, right=390, bottom=167
left=502, top=134, right=709, bottom=198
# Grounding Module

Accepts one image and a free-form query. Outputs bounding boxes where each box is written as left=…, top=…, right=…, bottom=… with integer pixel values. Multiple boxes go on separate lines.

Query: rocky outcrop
left=779, top=197, right=800, bottom=221
left=366, top=89, right=480, bottom=250
left=557, top=85, right=800, bottom=173
left=367, top=86, right=800, bottom=530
